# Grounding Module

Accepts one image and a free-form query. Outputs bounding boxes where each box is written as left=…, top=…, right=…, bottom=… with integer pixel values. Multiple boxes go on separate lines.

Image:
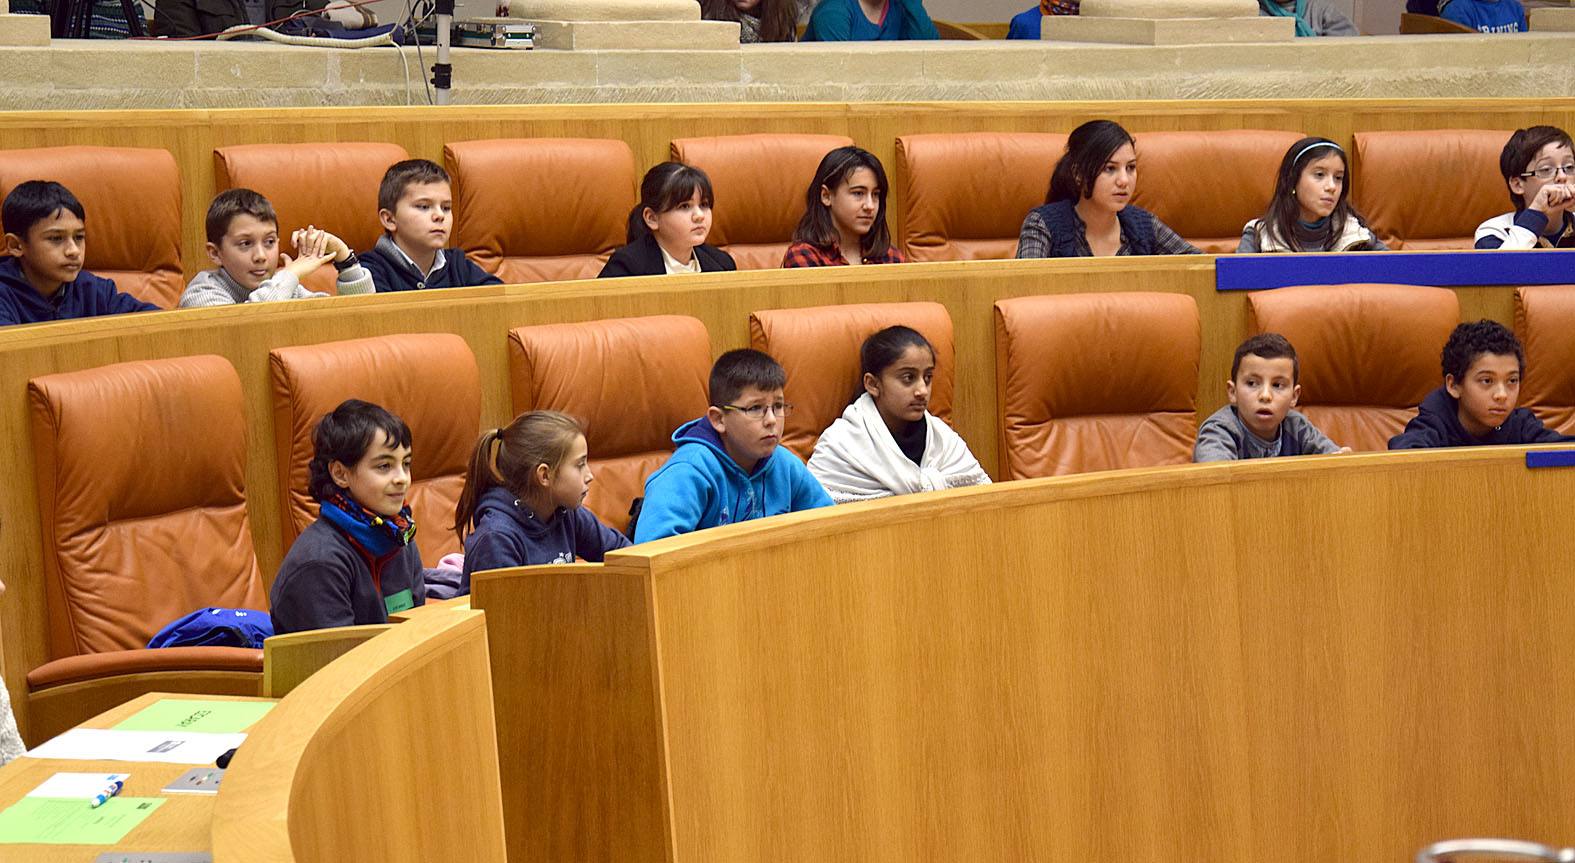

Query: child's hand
left=1529, top=182, right=1575, bottom=214
left=282, top=226, right=336, bottom=279
left=1337, top=446, right=1353, bottom=454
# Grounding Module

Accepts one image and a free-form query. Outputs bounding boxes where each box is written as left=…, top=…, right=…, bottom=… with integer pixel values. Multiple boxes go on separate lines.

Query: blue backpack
left=147, top=607, right=274, bottom=649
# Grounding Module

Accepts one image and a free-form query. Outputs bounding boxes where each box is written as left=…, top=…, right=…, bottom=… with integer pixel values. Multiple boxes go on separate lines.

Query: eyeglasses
left=1519, top=163, right=1575, bottom=181
left=720, top=402, right=794, bottom=420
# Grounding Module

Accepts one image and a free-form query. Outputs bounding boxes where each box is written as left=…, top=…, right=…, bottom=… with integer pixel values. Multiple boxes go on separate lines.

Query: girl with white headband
left=1238, top=137, right=1387, bottom=254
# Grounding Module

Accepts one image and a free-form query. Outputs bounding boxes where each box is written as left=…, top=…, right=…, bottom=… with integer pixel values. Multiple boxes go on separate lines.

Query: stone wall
left=1, top=33, right=1573, bottom=111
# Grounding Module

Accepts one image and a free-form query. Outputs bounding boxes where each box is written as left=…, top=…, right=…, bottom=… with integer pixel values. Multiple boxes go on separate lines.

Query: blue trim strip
left=1526, top=450, right=1575, bottom=469
left=1216, top=250, right=1575, bottom=292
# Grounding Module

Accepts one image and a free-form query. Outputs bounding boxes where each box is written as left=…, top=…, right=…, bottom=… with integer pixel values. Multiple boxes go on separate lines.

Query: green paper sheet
left=114, top=699, right=274, bottom=734
left=0, top=797, right=165, bottom=844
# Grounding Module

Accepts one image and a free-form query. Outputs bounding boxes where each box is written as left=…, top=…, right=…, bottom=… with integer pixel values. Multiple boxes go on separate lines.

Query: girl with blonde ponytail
left=453, top=411, right=631, bottom=593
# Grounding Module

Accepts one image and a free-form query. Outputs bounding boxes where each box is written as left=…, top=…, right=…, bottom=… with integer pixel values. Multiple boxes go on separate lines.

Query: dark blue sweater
left=361, top=237, right=503, bottom=293
left=1389, top=386, right=1569, bottom=449
left=270, top=518, right=426, bottom=635
left=459, top=487, right=631, bottom=593
left=0, top=256, right=158, bottom=326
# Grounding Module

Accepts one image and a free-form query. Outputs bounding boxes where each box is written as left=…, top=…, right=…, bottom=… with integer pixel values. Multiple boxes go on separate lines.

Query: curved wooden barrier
left=212, top=609, right=504, bottom=863
left=0, top=256, right=1525, bottom=742
left=472, top=447, right=1575, bottom=863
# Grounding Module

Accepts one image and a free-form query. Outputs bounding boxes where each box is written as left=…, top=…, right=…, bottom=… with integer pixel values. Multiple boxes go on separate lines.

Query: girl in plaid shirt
left=783, top=146, right=907, bottom=268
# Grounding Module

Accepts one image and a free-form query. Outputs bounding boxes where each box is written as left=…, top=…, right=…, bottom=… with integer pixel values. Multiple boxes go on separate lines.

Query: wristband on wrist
left=334, top=251, right=360, bottom=272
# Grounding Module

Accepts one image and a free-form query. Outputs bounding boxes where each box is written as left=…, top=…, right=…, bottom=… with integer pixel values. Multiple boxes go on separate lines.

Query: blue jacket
left=1440, top=0, right=1525, bottom=31
left=633, top=418, right=834, bottom=543
left=1007, top=6, right=1042, bottom=38
left=460, top=487, right=631, bottom=592
left=803, top=0, right=940, bottom=40
left=0, top=256, right=158, bottom=326
left=361, top=236, right=503, bottom=293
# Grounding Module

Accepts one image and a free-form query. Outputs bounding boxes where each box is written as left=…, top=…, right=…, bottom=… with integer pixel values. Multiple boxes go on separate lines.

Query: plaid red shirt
left=781, top=241, right=907, bottom=268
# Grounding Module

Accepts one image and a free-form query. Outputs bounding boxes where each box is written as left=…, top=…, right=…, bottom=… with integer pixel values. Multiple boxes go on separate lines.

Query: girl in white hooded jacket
left=808, top=325, right=991, bottom=503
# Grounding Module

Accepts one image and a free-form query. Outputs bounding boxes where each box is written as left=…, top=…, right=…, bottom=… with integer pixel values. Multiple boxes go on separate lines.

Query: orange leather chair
left=1131, top=130, right=1306, bottom=253
left=994, top=292, right=1199, bottom=478
left=0, top=146, right=184, bottom=308
left=26, top=355, right=265, bottom=741
left=1246, top=283, right=1460, bottom=451
left=895, top=132, right=1067, bottom=261
left=508, top=316, right=712, bottom=533
left=670, top=133, right=854, bottom=270
left=1352, top=130, right=1511, bottom=249
left=213, top=142, right=410, bottom=294
left=1514, top=285, right=1575, bottom=436
left=269, top=334, right=481, bottom=565
left=749, top=302, right=956, bottom=460
left=445, top=138, right=635, bottom=283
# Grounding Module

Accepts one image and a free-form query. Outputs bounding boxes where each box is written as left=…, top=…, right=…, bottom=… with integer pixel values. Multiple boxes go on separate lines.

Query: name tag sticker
left=384, top=588, right=415, bottom=614
left=1526, top=450, right=1575, bottom=469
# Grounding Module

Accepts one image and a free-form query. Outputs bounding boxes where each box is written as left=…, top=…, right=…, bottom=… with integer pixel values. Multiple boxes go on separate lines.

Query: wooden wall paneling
left=0, top=257, right=1528, bottom=743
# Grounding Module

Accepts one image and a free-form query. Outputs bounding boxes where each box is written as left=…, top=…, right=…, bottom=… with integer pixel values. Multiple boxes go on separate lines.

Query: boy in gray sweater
left=1195, top=333, right=1348, bottom=462
left=179, top=188, right=372, bottom=308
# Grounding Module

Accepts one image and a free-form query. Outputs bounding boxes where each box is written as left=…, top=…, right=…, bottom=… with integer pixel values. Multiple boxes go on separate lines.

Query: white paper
left=26, top=729, right=246, bottom=765
left=25, top=772, right=130, bottom=798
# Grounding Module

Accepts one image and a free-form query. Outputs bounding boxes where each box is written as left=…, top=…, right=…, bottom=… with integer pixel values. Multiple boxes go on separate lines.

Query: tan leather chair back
left=269, top=334, right=481, bottom=565
left=1514, top=285, right=1575, bottom=436
left=445, top=138, right=635, bottom=284
left=1130, top=130, right=1305, bottom=253
left=1247, top=283, right=1460, bottom=450
left=28, top=355, right=265, bottom=658
left=0, top=146, right=184, bottom=308
left=749, top=302, right=955, bottom=460
left=1353, top=130, right=1510, bottom=250
left=994, top=292, right=1199, bottom=478
left=670, top=134, right=854, bottom=270
left=508, top=315, right=711, bottom=532
left=896, top=132, right=1067, bottom=262
left=214, top=142, right=410, bottom=294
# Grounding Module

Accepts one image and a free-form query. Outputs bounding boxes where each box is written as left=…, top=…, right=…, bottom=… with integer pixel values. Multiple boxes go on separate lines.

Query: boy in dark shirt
left=0, top=180, right=158, bottom=326
left=1389, top=320, right=1570, bottom=449
left=360, top=159, right=503, bottom=293
left=271, top=399, right=427, bottom=634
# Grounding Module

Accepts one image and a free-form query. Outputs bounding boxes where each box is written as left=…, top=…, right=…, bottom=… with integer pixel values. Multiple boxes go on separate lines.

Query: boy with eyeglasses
left=1476, top=126, right=1575, bottom=250
left=633, top=348, right=833, bottom=543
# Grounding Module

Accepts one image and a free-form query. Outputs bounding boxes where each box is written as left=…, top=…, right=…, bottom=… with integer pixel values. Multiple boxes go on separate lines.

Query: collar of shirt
left=660, top=244, right=702, bottom=275
left=389, top=240, right=446, bottom=279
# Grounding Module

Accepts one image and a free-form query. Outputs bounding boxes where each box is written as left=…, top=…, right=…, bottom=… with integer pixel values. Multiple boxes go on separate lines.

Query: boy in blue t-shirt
left=1439, top=0, right=1526, bottom=32
left=1, top=180, right=158, bottom=327
left=633, top=349, right=833, bottom=543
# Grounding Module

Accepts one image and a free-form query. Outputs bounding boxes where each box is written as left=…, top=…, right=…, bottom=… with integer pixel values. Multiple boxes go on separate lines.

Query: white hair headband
left=1292, top=141, right=1344, bottom=164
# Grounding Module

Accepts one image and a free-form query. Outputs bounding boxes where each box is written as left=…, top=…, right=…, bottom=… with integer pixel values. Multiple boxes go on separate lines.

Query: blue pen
left=89, top=779, right=124, bottom=809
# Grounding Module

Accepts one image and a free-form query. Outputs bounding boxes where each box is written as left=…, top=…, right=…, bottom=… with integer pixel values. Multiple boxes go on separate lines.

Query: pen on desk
left=89, top=779, right=124, bottom=809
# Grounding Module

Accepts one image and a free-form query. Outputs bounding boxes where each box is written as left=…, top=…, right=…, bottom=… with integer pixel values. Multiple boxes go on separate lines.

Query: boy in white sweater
left=180, top=188, right=372, bottom=307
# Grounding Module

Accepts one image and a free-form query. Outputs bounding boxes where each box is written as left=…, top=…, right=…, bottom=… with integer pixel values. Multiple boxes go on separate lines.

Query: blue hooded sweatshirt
left=0, top=256, right=158, bottom=326
left=460, top=486, right=631, bottom=592
left=633, top=418, right=834, bottom=544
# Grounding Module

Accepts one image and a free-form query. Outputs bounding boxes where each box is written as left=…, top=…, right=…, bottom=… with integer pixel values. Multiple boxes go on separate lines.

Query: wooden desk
left=0, top=692, right=274, bottom=862
left=472, top=446, right=1575, bottom=863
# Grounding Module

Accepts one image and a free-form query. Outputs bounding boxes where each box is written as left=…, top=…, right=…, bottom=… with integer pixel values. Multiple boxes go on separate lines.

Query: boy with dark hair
left=1195, top=333, right=1346, bottom=462
left=1, top=180, right=158, bottom=326
left=1475, top=126, right=1575, bottom=250
left=360, top=159, right=503, bottom=293
left=270, top=399, right=427, bottom=635
left=1389, top=320, right=1570, bottom=449
left=633, top=348, right=833, bottom=543
left=181, top=188, right=373, bottom=307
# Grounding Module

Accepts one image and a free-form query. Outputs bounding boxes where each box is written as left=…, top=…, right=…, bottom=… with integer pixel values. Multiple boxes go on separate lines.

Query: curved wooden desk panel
left=2, top=99, right=1575, bottom=278
left=0, top=257, right=1525, bottom=743
left=472, top=448, right=1575, bottom=863
left=212, top=609, right=504, bottom=863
